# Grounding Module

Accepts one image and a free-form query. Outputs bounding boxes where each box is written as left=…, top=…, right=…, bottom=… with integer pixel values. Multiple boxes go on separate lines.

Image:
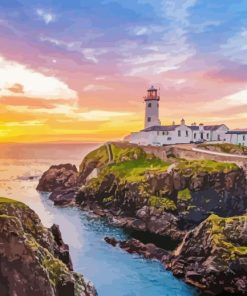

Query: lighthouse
left=144, top=85, right=161, bottom=129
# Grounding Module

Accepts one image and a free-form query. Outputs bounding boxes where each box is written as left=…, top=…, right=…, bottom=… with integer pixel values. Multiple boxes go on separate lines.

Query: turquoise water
left=0, top=143, right=198, bottom=296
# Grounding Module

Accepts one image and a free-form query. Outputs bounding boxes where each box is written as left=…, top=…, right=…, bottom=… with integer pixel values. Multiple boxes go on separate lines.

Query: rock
left=166, top=214, right=247, bottom=295
left=135, top=206, right=185, bottom=241
left=0, top=197, right=97, bottom=296
left=37, top=163, right=78, bottom=192
left=51, top=188, right=77, bottom=206
left=50, top=224, right=73, bottom=271
left=104, top=237, right=118, bottom=246
left=104, top=237, right=169, bottom=261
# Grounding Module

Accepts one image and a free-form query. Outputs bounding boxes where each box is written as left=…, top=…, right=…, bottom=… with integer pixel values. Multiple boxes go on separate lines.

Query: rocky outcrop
left=0, top=197, right=97, bottom=296
left=76, top=143, right=247, bottom=230
left=104, top=237, right=169, bottom=261
left=50, top=224, right=73, bottom=271
left=165, top=214, right=247, bottom=295
left=37, top=164, right=79, bottom=205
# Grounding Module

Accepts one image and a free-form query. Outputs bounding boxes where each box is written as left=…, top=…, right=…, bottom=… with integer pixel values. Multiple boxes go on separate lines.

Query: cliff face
left=76, top=143, right=247, bottom=235
left=0, top=197, right=97, bottom=296
left=166, top=214, right=247, bottom=295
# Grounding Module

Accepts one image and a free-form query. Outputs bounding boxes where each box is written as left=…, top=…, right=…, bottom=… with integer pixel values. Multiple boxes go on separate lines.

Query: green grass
left=175, top=159, right=239, bottom=174
left=177, top=188, right=192, bottom=201
left=79, top=145, right=109, bottom=173
left=148, top=195, right=177, bottom=211
left=207, top=214, right=247, bottom=257
left=111, top=143, right=148, bottom=163
left=103, top=158, right=170, bottom=182
left=199, top=143, right=247, bottom=154
left=42, top=258, right=70, bottom=286
left=0, top=197, right=27, bottom=208
left=102, top=196, right=114, bottom=203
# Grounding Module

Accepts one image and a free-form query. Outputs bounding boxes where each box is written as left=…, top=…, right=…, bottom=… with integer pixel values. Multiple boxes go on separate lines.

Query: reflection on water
left=0, top=143, right=198, bottom=296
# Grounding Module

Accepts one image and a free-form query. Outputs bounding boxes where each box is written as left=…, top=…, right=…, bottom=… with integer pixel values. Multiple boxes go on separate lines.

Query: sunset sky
left=0, top=0, right=247, bottom=143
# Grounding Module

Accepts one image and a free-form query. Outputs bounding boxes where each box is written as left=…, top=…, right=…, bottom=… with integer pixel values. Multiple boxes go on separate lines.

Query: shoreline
left=36, top=142, right=247, bottom=295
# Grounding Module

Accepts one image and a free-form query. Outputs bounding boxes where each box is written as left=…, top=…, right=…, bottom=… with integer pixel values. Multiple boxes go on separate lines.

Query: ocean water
left=0, top=143, right=198, bottom=296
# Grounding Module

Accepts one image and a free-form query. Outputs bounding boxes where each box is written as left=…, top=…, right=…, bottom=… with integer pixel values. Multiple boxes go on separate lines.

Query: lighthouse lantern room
left=144, top=85, right=161, bottom=129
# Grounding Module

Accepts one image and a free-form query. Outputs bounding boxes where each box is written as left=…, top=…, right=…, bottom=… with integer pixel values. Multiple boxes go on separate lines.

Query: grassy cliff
left=78, top=143, right=243, bottom=219
left=0, top=197, right=96, bottom=296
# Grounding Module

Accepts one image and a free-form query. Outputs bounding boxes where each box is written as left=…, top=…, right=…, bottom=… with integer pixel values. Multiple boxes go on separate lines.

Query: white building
left=129, top=86, right=230, bottom=146
left=225, top=131, right=247, bottom=146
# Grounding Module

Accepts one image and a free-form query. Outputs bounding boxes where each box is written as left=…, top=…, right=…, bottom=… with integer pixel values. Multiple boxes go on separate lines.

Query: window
left=163, top=131, right=168, bottom=136
left=217, top=135, right=220, bottom=141
left=147, top=117, right=151, bottom=122
left=148, top=103, right=152, bottom=108
left=194, top=133, right=196, bottom=139
left=168, top=137, right=172, bottom=141
left=186, top=131, right=188, bottom=137
left=178, top=130, right=181, bottom=137
left=243, top=135, right=245, bottom=141
left=207, top=133, right=209, bottom=139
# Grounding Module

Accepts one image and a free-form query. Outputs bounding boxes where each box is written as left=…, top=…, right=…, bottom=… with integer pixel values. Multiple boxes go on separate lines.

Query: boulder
left=37, top=164, right=78, bottom=192
left=104, top=237, right=169, bottom=260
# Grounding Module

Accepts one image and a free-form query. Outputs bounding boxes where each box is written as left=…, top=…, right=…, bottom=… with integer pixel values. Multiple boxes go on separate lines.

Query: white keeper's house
left=128, top=86, right=247, bottom=146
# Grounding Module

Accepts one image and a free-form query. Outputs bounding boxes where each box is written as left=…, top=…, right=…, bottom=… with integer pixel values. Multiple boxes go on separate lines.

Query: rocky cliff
left=0, top=197, right=97, bottom=296
left=74, top=143, right=246, bottom=239
left=165, top=214, right=247, bottom=295
left=37, top=142, right=247, bottom=294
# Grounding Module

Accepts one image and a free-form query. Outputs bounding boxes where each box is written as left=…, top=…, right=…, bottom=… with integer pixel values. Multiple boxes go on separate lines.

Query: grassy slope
left=175, top=159, right=238, bottom=174
left=198, top=143, right=247, bottom=155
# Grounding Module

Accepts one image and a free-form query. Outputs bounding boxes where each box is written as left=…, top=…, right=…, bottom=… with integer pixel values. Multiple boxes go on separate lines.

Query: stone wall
left=142, top=144, right=247, bottom=168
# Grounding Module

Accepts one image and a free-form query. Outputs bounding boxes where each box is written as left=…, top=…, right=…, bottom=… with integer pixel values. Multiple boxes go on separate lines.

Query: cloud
left=201, top=89, right=247, bottom=114
left=223, top=89, right=247, bottom=106
left=40, top=36, right=108, bottom=63
left=130, top=25, right=163, bottom=36
left=3, top=120, right=45, bottom=127
left=221, top=29, right=247, bottom=64
left=36, top=9, right=56, bottom=24
left=6, top=104, right=76, bottom=115
left=0, top=56, right=77, bottom=100
left=162, top=0, right=198, bottom=24
left=95, top=76, right=106, bottom=81
left=120, top=1, right=197, bottom=77
left=83, top=84, right=113, bottom=92
left=74, top=110, right=133, bottom=121
left=7, top=83, right=24, bottom=94
left=7, top=104, right=132, bottom=122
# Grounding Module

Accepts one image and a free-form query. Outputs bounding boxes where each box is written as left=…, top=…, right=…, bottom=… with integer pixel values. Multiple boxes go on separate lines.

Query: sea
left=0, top=143, right=198, bottom=296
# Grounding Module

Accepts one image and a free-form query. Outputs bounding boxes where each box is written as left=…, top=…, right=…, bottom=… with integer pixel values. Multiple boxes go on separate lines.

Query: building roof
left=188, top=125, right=199, bottom=131
left=203, top=124, right=226, bottom=131
left=141, top=124, right=228, bottom=133
left=226, top=130, right=247, bottom=135
left=141, top=125, right=179, bottom=132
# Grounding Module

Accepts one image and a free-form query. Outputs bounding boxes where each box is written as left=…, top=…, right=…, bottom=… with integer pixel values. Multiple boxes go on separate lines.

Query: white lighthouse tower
left=144, top=85, right=161, bottom=129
